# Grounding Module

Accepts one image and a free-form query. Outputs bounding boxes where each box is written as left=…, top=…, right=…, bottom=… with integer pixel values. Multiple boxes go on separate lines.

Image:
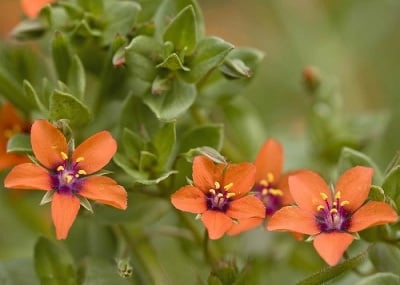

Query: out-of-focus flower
left=4, top=120, right=127, bottom=239
left=171, top=155, right=265, bottom=239
left=268, top=166, right=398, bottom=266
left=0, top=103, right=30, bottom=171
left=21, top=0, right=55, bottom=19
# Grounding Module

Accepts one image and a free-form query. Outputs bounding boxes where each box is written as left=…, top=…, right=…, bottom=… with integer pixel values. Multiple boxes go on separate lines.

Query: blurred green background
left=1, top=0, right=400, bottom=284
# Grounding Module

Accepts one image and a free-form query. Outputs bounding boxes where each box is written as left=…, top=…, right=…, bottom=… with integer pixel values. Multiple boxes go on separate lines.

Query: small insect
left=117, top=257, right=134, bottom=278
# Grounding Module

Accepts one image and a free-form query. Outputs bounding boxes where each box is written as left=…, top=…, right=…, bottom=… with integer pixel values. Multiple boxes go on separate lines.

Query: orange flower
left=0, top=103, right=30, bottom=171
left=4, top=120, right=127, bottom=239
left=21, top=0, right=55, bottom=19
left=267, top=166, right=398, bottom=266
left=253, top=139, right=295, bottom=217
left=171, top=156, right=265, bottom=239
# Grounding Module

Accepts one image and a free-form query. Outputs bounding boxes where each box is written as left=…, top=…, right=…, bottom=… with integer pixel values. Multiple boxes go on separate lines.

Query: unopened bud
left=302, top=66, right=320, bottom=93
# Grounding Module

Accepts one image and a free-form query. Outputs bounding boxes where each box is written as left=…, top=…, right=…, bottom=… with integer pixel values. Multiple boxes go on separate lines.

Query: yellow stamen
left=262, top=188, right=268, bottom=196
left=335, top=191, right=341, bottom=199
left=76, top=157, right=85, bottom=163
left=269, top=189, right=283, bottom=196
left=214, top=181, right=221, bottom=189
left=267, top=172, right=274, bottom=183
left=75, top=174, right=79, bottom=178
left=333, top=201, right=337, bottom=207
left=320, top=192, right=328, bottom=200
left=260, top=179, right=268, bottom=186
left=224, top=182, right=234, bottom=190
left=56, top=165, right=65, bottom=172
left=78, top=170, right=87, bottom=175
left=209, top=189, right=216, bottom=195
left=217, top=193, right=223, bottom=198
left=330, top=208, right=338, bottom=214
left=226, top=192, right=236, bottom=199
left=317, top=205, right=324, bottom=211
left=60, top=152, right=68, bottom=160
left=340, top=200, right=350, bottom=207
left=4, top=125, right=22, bottom=139
left=65, top=174, right=73, bottom=184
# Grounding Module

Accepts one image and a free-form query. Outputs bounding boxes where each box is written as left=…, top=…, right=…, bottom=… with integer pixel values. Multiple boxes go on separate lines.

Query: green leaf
left=120, top=94, right=160, bottom=139
left=143, top=78, right=196, bottom=121
left=113, top=153, right=148, bottom=181
left=77, top=0, right=104, bottom=14
left=139, top=151, right=157, bottom=172
left=0, top=67, right=28, bottom=113
left=337, top=147, right=383, bottom=183
left=179, top=124, right=223, bottom=153
left=52, top=31, right=73, bottom=83
left=157, top=53, right=190, bottom=71
left=103, top=1, right=141, bottom=45
left=34, top=237, right=77, bottom=285
left=23, top=80, right=48, bottom=114
left=152, top=122, right=176, bottom=170
left=49, top=90, right=91, bottom=127
left=368, top=185, right=386, bottom=202
left=382, top=165, right=400, bottom=207
left=6, top=133, right=32, bottom=154
left=163, top=5, right=197, bottom=54
left=369, top=243, right=400, bottom=275
left=219, top=58, right=252, bottom=79
left=121, top=128, right=145, bottom=165
left=180, top=36, right=234, bottom=83
left=154, top=0, right=205, bottom=41
left=354, top=273, right=400, bottom=285
left=68, top=55, right=86, bottom=100
left=296, top=247, right=369, bottom=285
left=11, top=19, right=47, bottom=40
left=135, top=170, right=178, bottom=185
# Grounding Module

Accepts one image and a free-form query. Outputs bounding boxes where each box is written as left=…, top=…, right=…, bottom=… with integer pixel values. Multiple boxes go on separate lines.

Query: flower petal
left=192, top=156, right=221, bottom=192
left=0, top=103, right=28, bottom=131
left=254, top=138, right=283, bottom=183
left=336, top=166, right=374, bottom=212
left=21, top=0, right=54, bottom=19
left=51, top=192, right=80, bottom=240
left=79, top=176, right=127, bottom=210
left=313, top=232, right=354, bottom=266
left=201, top=210, right=233, bottom=240
left=348, top=201, right=398, bottom=233
left=222, top=162, right=256, bottom=197
left=267, top=206, right=320, bottom=235
left=72, top=131, right=117, bottom=174
left=226, top=195, right=265, bottom=220
left=228, top=217, right=264, bottom=236
left=171, top=185, right=207, bottom=214
left=4, top=163, right=52, bottom=190
left=289, top=170, right=332, bottom=214
left=31, top=120, right=67, bottom=169
left=0, top=152, right=30, bottom=171
left=277, top=170, right=302, bottom=205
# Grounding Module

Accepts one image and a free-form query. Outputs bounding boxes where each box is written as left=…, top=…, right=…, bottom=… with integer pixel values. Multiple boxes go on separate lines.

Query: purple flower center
left=253, top=174, right=283, bottom=216
left=50, top=152, right=86, bottom=195
left=206, top=182, right=236, bottom=212
left=315, top=192, right=351, bottom=232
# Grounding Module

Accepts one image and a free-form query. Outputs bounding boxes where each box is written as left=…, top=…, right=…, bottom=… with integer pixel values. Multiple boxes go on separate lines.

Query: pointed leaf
left=49, top=90, right=91, bottom=127
left=12, top=18, right=47, bottom=40
left=77, top=0, right=104, bottom=14
left=34, top=237, right=77, bottom=285
left=68, top=55, right=86, bottom=100
left=121, top=128, right=145, bottom=165
left=23, top=80, right=48, bottom=114
left=179, top=124, right=223, bottom=153
left=382, top=165, right=400, bottom=207
left=139, top=151, right=157, bottom=172
left=163, top=5, right=197, bottom=54
left=52, top=31, right=73, bottom=83
left=152, top=122, right=176, bottom=170
left=6, top=133, right=32, bottom=154
left=143, top=78, right=196, bottom=121
left=113, top=153, right=148, bottom=181
left=181, top=36, right=234, bottom=83
left=157, top=53, right=190, bottom=71
left=135, top=170, right=178, bottom=185
left=297, top=247, right=370, bottom=285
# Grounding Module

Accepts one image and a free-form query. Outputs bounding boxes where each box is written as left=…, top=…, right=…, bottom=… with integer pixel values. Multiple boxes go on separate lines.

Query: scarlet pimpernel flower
left=21, top=0, right=55, bottom=19
left=0, top=103, right=30, bottom=171
left=267, top=166, right=398, bottom=266
left=253, top=139, right=295, bottom=217
left=171, top=156, right=265, bottom=239
left=4, top=120, right=127, bottom=239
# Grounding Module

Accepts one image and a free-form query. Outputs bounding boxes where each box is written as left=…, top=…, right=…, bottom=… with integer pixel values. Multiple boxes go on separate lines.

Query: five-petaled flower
left=253, top=139, right=296, bottom=218
left=0, top=103, right=30, bottom=171
left=21, top=0, right=55, bottom=19
left=171, top=155, right=265, bottom=239
left=4, top=120, right=127, bottom=239
left=267, top=166, right=398, bottom=266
